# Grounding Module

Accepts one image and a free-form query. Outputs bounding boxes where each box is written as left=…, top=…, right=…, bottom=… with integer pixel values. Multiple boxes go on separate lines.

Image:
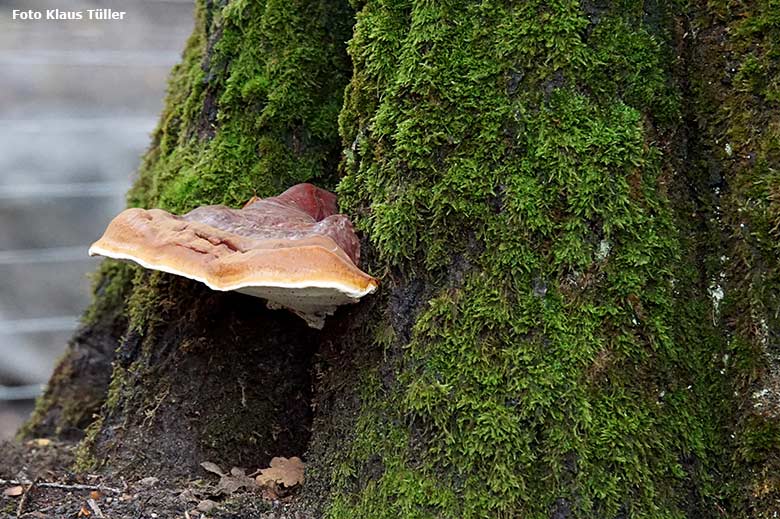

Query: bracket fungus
left=89, top=183, right=378, bottom=328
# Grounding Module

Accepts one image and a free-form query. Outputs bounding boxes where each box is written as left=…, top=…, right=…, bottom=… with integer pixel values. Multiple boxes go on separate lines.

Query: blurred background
left=0, top=0, right=192, bottom=440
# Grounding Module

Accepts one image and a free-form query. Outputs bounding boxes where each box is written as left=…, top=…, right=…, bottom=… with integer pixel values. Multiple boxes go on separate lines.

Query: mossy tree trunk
left=687, top=0, right=780, bottom=514
left=20, top=0, right=779, bottom=517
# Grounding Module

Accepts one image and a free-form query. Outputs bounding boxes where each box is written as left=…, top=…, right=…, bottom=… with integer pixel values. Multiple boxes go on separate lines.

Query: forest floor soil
left=0, top=440, right=313, bottom=518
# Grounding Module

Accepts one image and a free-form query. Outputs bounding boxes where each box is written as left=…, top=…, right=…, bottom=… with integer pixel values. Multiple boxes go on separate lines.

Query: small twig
left=40, top=482, right=121, bottom=494
left=20, top=504, right=55, bottom=517
left=142, top=387, right=171, bottom=427
left=1, top=479, right=121, bottom=494
left=239, top=380, right=247, bottom=408
left=2, top=478, right=30, bottom=486
left=16, top=478, right=37, bottom=518
left=21, top=504, right=55, bottom=517
left=87, top=498, right=105, bottom=518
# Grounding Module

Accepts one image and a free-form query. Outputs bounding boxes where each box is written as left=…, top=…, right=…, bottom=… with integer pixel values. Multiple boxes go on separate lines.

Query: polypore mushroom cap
left=88, top=183, right=378, bottom=328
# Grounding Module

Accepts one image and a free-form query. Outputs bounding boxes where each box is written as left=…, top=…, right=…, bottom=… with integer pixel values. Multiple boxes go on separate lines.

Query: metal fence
left=0, top=0, right=193, bottom=419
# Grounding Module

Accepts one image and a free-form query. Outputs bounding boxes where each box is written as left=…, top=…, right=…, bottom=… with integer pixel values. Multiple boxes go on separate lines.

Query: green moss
left=67, top=0, right=356, bottom=474
left=2, top=501, right=17, bottom=515
left=201, top=400, right=272, bottom=452
left=72, top=361, right=134, bottom=472
left=18, top=385, right=59, bottom=440
left=736, top=415, right=780, bottom=465
left=19, top=351, right=107, bottom=440
left=73, top=416, right=104, bottom=472
left=81, top=261, right=137, bottom=326
left=126, top=271, right=169, bottom=334
left=126, top=0, right=354, bottom=215
left=49, top=0, right=777, bottom=514
left=115, top=0, right=355, bottom=332
left=585, top=14, right=681, bottom=123
left=689, top=0, right=780, bottom=514
left=103, top=364, right=129, bottom=413
left=328, top=0, right=724, bottom=517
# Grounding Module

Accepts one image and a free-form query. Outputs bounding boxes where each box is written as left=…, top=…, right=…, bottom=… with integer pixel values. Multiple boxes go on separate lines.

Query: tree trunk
left=17, top=0, right=780, bottom=517
left=687, top=0, right=780, bottom=515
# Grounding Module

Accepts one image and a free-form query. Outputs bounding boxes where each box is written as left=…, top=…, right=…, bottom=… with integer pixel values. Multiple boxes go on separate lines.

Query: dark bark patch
left=84, top=279, right=320, bottom=480
left=20, top=307, right=125, bottom=442
left=195, top=25, right=224, bottom=142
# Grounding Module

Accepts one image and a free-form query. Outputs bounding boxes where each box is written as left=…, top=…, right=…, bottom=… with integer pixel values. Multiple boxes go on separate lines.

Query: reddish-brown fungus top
left=89, top=183, right=377, bottom=328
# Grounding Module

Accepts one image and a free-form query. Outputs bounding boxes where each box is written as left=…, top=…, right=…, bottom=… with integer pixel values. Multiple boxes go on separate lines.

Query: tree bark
left=687, top=0, right=780, bottom=514
left=19, top=0, right=780, bottom=517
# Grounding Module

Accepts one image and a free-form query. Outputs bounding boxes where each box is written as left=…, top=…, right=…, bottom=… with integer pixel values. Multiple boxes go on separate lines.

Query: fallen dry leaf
left=136, top=476, right=159, bottom=488
left=3, top=485, right=24, bottom=497
left=199, top=461, right=254, bottom=496
left=215, top=472, right=255, bottom=495
left=260, top=485, right=282, bottom=501
left=26, top=438, right=52, bottom=448
left=256, top=457, right=304, bottom=488
left=197, top=499, right=218, bottom=513
left=178, top=488, right=199, bottom=503
left=200, top=461, right=225, bottom=477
